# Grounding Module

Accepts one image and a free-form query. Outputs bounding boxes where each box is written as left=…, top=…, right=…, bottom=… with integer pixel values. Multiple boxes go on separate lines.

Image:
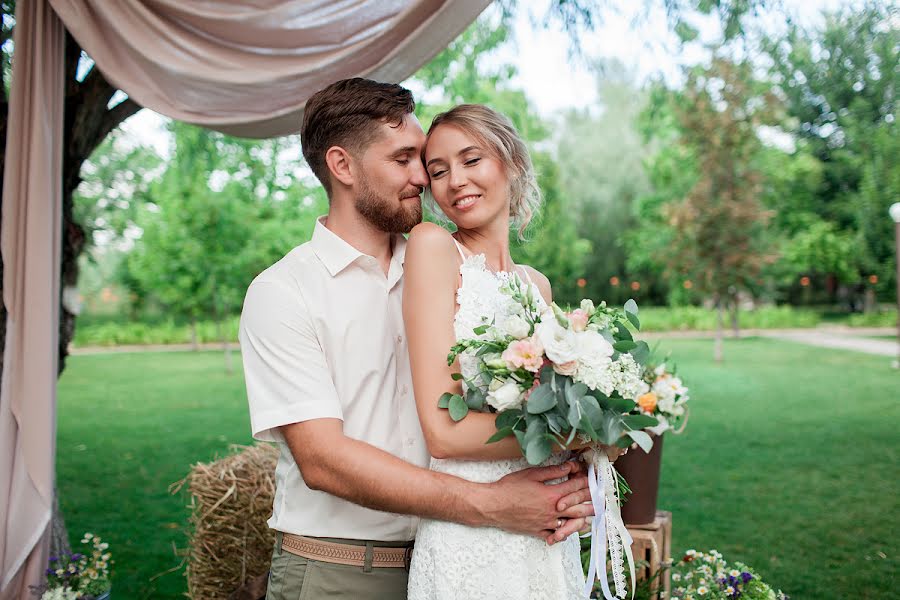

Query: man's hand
left=478, top=461, right=594, bottom=540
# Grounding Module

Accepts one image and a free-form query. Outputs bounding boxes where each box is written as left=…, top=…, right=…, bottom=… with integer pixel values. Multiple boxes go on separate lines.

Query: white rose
left=535, top=315, right=580, bottom=364
left=500, top=315, right=531, bottom=339
left=486, top=380, right=524, bottom=411
left=647, top=414, right=670, bottom=436
left=577, top=331, right=614, bottom=362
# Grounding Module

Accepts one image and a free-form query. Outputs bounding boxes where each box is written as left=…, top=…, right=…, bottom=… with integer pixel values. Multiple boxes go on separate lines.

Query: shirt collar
left=311, top=216, right=408, bottom=278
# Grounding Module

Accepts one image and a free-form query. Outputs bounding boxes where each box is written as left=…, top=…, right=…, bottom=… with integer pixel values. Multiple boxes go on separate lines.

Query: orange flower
left=637, top=391, right=658, bottom=414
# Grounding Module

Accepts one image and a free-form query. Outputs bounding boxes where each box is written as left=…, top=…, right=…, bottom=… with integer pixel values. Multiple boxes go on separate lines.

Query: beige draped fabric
left=0, top=0, right=489, bottom=596
left=0, top=1, right=65, bottom=598
left=50, top=0, right=492, bottom=137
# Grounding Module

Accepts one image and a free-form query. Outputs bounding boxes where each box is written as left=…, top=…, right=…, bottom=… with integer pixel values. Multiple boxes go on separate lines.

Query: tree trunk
left=217, top=317, right=233, bottom=374
left=190, top=318, right=199, bottom=351
left=729, top=296, right=740, bottom=338
left=863, top=287, right=876, bottom=314
left=714, top=294, right=724, bottom=363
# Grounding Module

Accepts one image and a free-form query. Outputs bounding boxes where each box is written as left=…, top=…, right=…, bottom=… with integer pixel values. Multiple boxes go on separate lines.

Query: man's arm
left=284, top=418, right=592, bottom=540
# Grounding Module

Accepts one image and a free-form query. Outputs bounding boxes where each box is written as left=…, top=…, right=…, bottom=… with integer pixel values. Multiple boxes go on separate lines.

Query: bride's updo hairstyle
left=426, top=104, right=541, bottom=237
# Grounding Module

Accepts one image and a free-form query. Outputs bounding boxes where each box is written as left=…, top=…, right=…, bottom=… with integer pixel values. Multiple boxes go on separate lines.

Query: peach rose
left=637, top=391, right=658, bottom=414
left=567, top=308, right=590, bottom=332
left=553, top=360, right=578, bottom=376
left=501, top=337, right=545, bottom=373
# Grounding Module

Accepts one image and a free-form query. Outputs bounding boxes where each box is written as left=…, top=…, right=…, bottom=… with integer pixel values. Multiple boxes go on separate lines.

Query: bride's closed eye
left=464, top=157, right=481, bottom=166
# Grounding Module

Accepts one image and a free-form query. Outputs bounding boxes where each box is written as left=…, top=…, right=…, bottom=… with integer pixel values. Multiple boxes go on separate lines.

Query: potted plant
left=671, top=548, right=789, bottom=599
left=35, top=533, right=112, bottom=600
left=616, top=358, right=689, bottom=525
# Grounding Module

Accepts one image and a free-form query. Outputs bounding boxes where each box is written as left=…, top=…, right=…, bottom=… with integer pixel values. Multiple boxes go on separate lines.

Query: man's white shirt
left=240, top=216, right=429, bottom=541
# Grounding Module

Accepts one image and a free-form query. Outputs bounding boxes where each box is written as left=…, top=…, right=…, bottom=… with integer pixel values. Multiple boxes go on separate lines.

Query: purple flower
left=71, top=553, right=84, bottom=561
left=45, top=568, right=54, bottom=576
left=741, top=572, right=753, bottom=583
left=49, top=556, right=58, bottom=563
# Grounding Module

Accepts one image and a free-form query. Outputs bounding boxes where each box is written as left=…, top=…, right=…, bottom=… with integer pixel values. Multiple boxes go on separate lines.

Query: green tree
left=650, top=55, right=778, bottom=360
left=557, top=61, right=654, bottom=304
left=760, top=2, right=899, bottom=304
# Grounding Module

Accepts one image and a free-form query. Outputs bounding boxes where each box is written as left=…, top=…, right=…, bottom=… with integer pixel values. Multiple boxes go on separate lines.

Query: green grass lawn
left=57, top=340, right=899, bottom=598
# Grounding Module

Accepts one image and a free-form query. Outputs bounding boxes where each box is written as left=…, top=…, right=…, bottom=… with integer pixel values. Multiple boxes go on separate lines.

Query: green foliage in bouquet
left=438, top=275, right=659, bottom=465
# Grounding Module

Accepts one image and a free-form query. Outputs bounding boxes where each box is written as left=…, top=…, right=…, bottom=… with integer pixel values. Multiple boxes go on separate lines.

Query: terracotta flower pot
left=616, top=433, right=664, bottom=526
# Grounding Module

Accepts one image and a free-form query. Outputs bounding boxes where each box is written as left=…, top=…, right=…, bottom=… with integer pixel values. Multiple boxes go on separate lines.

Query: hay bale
left=178, top=443, right=279, bottom=599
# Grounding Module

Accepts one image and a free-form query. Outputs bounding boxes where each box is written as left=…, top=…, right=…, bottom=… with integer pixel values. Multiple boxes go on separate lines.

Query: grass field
left=56, top=339, right=899, bottom=598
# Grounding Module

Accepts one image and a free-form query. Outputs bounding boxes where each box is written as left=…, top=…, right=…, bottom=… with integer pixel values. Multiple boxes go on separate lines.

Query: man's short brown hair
left=301, top=78, right=415, bottom=196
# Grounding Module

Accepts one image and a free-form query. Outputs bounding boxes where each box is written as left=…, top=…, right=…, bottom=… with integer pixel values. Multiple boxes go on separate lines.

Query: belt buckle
left=403, top=546, right=414, bottom=571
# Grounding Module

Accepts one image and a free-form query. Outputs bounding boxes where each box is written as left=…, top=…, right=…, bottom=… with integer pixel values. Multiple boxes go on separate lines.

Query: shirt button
left=396, top=335, right=403, bottom=344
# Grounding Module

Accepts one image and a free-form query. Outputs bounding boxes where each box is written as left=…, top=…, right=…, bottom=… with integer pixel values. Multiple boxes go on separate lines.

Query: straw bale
left=178, top=443, right=279, bottom=599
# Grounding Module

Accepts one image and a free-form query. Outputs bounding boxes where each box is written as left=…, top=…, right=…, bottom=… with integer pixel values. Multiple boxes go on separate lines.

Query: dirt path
left=70, top=327, right=898, bottom=357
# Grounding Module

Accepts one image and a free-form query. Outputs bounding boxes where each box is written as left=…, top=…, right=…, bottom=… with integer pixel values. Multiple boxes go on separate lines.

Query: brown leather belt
left=280, top=533, right=414, bottom=569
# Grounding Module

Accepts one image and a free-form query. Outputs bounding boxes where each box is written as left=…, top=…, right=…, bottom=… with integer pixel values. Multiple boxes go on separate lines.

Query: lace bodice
left=407, top=248, right=584, bottom=600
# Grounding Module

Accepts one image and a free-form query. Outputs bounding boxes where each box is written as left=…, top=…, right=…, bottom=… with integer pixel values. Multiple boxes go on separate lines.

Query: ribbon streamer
left=582, top=448, right=636, bottom=599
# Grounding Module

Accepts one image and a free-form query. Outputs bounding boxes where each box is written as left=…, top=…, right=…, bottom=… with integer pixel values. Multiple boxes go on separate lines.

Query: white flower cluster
left=40, top=588, right=79, bottom=600
left=531, top=308, right=644, bottom=400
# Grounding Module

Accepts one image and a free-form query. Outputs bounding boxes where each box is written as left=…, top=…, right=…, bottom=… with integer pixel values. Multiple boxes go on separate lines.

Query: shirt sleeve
left=239, top=277, right=343, bottom=442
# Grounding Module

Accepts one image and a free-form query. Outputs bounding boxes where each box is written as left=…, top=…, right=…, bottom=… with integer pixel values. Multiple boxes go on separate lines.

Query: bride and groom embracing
left=240, top=77, right=620, bottom=600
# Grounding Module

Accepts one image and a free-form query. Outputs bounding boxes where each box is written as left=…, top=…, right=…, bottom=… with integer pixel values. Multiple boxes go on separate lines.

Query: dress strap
left=517, top=265, right=534, bottom=285
left=450, top=237, right=468, bottom=261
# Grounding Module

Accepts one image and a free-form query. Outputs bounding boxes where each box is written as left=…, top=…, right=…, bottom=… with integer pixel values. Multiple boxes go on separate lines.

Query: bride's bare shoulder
left=406, top=222, right=458, bottom=259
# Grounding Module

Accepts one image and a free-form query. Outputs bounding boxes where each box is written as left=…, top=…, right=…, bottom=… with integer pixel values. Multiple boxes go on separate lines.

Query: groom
left=240, top=78, right=594, bottom=600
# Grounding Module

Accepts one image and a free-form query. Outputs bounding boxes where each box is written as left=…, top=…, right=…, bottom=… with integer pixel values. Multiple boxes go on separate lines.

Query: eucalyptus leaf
left=630, top=341, right=651, bottom=365
left=598, top=412, right=625, bottom=445
left=526, top=384, right=557, bottom=414
left=451, top=372, right=464, bottom=381
left=624, top=298, right=639, bottom=315
left=626, top=429, right=654, bottom=453
left=525, top=436, right=552, bottom=465
left=513, top=429, right=526, bottom=449
left=622, top=414, right=659, bottom=429
left=613, top=340, right=638, bottom=352
left=606, top=395, right=636, bottom=413
left=465, top=388, right=485, bottom=410
left=567, top=399, right=581, bottom=430
left=473, top=323, right=491, bottom=335
left=615, top=321, right=633, bottom=341
left=579, top=395, right=604, bottom=430
left=579, top=415, right=601, bottom=442
left=495, top=409, right=522, bottom=430
left=449, top=394, right=469, bottom=422
left=523, top=417, right=548, bottom=448
left=626, top=311, right=641, bottom=331
left=486, top=427, right=514, bottom=444
left=438, top=393, right=452, bottom=409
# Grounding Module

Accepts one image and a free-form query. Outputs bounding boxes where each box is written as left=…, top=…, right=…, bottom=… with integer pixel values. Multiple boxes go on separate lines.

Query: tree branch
left=92, top=98, right=142, bottom=151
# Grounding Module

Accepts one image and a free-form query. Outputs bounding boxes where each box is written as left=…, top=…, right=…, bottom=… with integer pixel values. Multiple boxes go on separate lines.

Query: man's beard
left=356, top=174, right=422, bottom=234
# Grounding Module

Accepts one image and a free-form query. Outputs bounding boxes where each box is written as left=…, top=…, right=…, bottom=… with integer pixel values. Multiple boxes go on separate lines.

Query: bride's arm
left=403, top=222, right=525, bottom=460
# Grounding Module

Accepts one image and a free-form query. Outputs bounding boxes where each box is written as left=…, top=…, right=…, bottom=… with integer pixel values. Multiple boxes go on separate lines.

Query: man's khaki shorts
left=266, top=533, right=411, bottom=600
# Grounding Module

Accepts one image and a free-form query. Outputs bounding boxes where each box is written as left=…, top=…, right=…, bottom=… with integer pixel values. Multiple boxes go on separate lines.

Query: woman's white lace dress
left=407, top=252, right=585, bottom=600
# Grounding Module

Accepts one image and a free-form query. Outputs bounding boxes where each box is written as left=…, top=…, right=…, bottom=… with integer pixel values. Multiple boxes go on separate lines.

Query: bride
left=403, top=105, right=590, bottom=600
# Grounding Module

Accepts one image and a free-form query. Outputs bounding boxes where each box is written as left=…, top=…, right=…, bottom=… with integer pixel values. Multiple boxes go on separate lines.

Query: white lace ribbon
left=582, top=447, right=636, bottom=599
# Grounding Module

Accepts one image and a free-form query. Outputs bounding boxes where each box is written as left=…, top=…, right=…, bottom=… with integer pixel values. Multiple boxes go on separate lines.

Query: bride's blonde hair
left=426, top=104, right=541, bottom=237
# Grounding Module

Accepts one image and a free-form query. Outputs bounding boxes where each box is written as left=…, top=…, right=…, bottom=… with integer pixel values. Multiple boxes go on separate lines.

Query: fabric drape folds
left=49, top=0, right=491, bottom=137
left=0, top=1, right=65, bottom=598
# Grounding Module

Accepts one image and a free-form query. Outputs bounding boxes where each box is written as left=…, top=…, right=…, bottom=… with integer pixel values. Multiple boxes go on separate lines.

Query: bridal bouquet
left=439, top=276, right=659, bottom=599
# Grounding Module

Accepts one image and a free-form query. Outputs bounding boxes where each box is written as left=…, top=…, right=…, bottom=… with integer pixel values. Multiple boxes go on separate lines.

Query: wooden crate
left=627, top=511, right=672, bottom=600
